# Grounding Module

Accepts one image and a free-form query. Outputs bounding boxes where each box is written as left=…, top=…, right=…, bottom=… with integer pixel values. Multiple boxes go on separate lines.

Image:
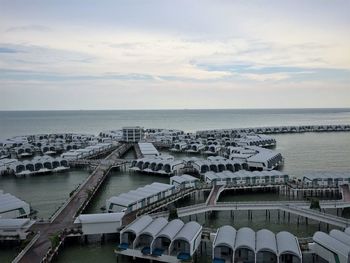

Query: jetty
left=15, top=143, right=132, bottom=263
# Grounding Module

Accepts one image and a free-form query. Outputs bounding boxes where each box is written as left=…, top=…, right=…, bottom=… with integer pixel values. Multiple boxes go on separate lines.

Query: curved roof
left=173, top=221, right=202, bottom=243
left=235, top=227, right=255, bottom=252
left=314, top=231, right=350, bottom=259
left=213, top=225, right=236, bottom=251
left=122, top=215, right=152, bottom=236
left=256, top=229, right=277, bottom=255
left=329, top=229, right=350, bottom=247
left=155, top=219, right=185, bottom=241
left=276, top=231, right=301, bottom=258
left=345, top=227, right=350, bottom=236
left=139, top=217, right=168, bottom=238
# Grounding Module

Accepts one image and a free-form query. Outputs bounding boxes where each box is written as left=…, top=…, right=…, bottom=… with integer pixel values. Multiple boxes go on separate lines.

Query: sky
left=0, top=0, right=350, bottom=110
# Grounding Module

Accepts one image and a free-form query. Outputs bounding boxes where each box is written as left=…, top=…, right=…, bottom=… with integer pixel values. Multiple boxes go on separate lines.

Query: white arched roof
left=235, top=227, right=255, bottom=252
left=213, top=225, right=236, bottom=251
left=276, top=231, right=301, bottom=259
left=256, top=229, right=277, bottom=255
left=314, top=231, right=350, bottom=259
left=139, top=217, right=168, bottom=239
left=345, top=227, right=350, bottom=236
left=173, top=221, right=201, bottom=243
left=155, top=219, right=185, bottom=241
left=121, top=215, right=152, bottom=236
left=329, top=229, right=350, bottom=247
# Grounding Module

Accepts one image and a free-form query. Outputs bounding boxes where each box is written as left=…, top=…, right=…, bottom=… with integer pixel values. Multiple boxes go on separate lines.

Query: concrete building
left=0, top=218, right=35, bottom=240
left=122, top=126, right=143, bottom=142
left=74, top=212, right=125, bottom=235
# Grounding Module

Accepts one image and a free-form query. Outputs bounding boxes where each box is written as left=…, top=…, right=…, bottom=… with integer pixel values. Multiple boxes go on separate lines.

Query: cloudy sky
left=0, top=0, right=349, bottom=110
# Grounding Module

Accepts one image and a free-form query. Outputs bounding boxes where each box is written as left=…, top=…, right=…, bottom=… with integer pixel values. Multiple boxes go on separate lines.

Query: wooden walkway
left=151, top=200, right=350, bottom=228
left=17, top=143, right=132, bottom=263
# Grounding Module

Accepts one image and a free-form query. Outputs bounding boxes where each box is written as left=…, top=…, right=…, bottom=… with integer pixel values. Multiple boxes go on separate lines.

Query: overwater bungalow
left=106, top=183, right=175, bottom=213
left=212, top=226, right=301, bottom=263
left=0, top=191, right=31, bottom=219
left=170, top=174, right=199, bottom=189
left=151, top=219, right=185, bottom=256
left=169, top=221, right=202, bottom=260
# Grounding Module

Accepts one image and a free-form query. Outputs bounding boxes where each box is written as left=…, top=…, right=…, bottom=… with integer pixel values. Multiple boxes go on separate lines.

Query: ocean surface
left=1, top=108, right=350, bottom=139
left=1, top=108, right=350, bottom=262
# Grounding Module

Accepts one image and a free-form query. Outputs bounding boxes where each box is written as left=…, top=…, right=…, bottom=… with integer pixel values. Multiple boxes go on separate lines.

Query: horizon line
left=0, top=107, right=350, bottom=112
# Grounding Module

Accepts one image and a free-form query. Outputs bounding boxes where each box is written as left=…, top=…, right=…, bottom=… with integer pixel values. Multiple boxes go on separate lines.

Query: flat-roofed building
left=122, top=126, right=143, bottom=142
left=0, top=191, right=30, bottom=219
left=74, top=212, right=125, bottom=235
left=0, top=218, right=35, bottom=240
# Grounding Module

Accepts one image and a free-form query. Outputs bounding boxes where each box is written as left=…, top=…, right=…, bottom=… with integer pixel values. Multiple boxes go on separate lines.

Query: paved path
left=17, top=144, right=131, bottom=263
left=341, top=185, right=350, bottom=202
left=151, top=200, right=350, bottom=228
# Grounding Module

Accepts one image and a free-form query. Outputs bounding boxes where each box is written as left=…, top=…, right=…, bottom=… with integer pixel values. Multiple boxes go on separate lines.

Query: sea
left=1, top=108, right=350, bottom=262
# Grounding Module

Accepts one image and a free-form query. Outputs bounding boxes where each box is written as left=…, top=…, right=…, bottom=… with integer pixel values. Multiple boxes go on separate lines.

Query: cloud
left=6, top=25, right=52, bottom=32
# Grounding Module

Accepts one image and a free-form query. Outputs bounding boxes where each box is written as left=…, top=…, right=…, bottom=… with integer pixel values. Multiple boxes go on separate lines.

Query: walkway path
left=151, top=200, right=350, bottom=228
left=17, top=143, right=131, bottom=263
left=341, top=184, right=350, bottom=202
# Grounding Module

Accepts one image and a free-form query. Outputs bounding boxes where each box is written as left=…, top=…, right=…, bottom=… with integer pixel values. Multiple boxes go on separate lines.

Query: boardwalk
left=151, top=200, right=350, bottom=228
left=17, top=143, right=131, bottom=263
left=206, top=185, right=223, bottom=205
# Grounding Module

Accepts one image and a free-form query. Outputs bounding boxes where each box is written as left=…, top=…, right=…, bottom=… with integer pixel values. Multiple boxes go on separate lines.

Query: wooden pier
left=15, top=143, right=132, bottom=263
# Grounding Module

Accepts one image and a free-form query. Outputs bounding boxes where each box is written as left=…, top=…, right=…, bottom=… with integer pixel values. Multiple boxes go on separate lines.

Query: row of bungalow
left=170, top=134, right=277, bottom=155
left=204, top=170, right=289, bottom=186
left=312, top=227, right=350, bottom=263
left=197, top=124, right=350, bottom=138
left=61, top=143, right=114, bottom=160
left=193, top=158, right=248, bottom=175
left=119, top=215, right=202, bottom=261
left=226, top=146, right=284, bottom=171
left=1, top=156, right=69, bottom=176
left=130, top=156, right=185, bottom=176
left=302, top=172, right=350, bottom=188
left=106, top=182, right=175, bottom=213
left=212, top=226, right=302, bottom=263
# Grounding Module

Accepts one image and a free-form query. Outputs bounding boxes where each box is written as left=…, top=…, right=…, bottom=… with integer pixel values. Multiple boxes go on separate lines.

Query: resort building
left=170, top=174, right=199, bottom=189
left=74, top=212, right=125, bottom=235
left=106, top=183, right=175, bottom=213
left=119, top=216, right=202, bottom=260
left=0, top=191, right=31, bottom=219
left=312, top=228, right=350, bottom=263
left=130, top=156, right=184, bottom=176
left=138, top=142, right=160, bottom=157
left=61, top=142, right=113, bottom=160
left=303, top=172, right=350, bottom=187
left=204, top=170, right=289, bottom=186
left=122, top=126, right=143, bottom=142
left=212, top=226, right=302, bottom=263
left=227, top=146, right=283, bottom=171
left=0, top=218, right=35, bottom=240
left=193, top=158, right=248, bottom=175
left=9, top=156, right=69, bottom=176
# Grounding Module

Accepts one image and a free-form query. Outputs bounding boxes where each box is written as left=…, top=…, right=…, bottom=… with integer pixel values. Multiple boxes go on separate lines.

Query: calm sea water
left=1, top=108, right=350, bottom=139
left=1, top=109, right=350, bottom=262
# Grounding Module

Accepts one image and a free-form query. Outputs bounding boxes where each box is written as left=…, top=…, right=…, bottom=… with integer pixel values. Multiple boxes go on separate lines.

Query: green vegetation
left=49, top=233, right=60, bottom=249
left=168, top=207, right=178, bottom=221
left=310, top=198, right=321, bottom=210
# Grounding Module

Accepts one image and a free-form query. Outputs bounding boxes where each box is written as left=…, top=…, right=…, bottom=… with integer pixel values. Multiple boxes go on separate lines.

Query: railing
left=12, top=232, right=41, bottom=263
